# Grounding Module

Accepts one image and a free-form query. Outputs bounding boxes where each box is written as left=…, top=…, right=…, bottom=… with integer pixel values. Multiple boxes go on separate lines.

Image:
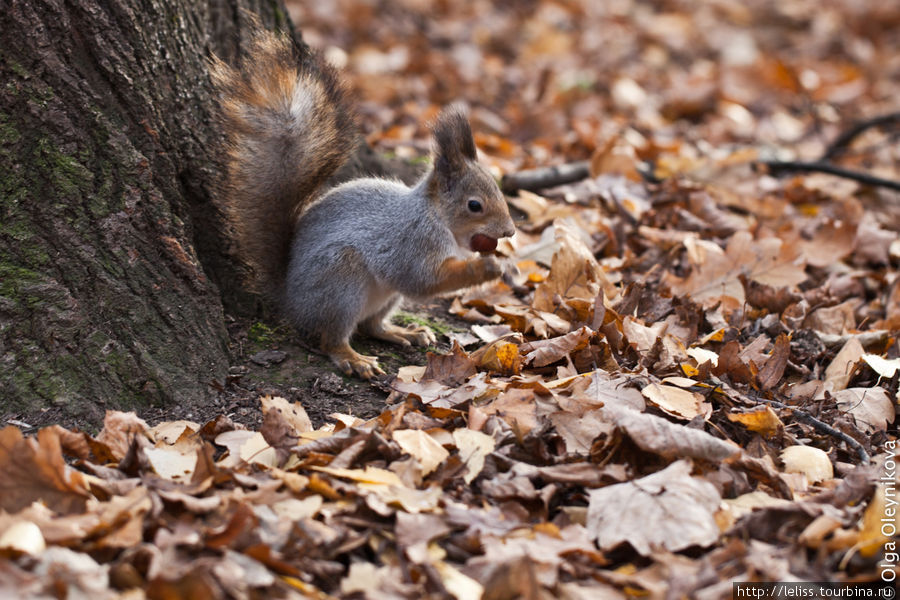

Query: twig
left=500, top=160, right=590, bottom=194
left=761, top=160, right=900, bottom=193
left=822, top=112, right=900, bottom=160
left=761, top=397, right=870, bottom=465
left=815, top=329, right=890, bottom=349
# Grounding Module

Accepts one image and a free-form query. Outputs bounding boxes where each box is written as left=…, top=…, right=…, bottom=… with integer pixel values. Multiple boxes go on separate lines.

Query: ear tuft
left=432, top=104, right=477, bottom=170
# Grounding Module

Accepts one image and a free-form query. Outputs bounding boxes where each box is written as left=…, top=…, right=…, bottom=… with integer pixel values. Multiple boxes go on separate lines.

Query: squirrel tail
left=211, top=30, right=356, bottom=297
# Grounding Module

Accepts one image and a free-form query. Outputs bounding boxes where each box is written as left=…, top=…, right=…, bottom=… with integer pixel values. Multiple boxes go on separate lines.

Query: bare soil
left=2, top=299, right=466, bottom=434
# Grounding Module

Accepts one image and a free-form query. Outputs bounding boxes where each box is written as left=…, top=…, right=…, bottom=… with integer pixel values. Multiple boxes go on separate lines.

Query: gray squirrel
left=211, top=30, right=516, bottom=378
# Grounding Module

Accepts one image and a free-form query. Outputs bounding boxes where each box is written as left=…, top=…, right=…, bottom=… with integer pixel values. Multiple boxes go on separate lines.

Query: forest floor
left=2, top=0, right=899, bottom=598
left=2, top=302, right=458, bottom=433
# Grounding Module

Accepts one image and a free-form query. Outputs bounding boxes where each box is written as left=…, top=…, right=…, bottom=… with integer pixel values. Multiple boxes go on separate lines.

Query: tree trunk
left=0, top=0, right=324, bottom=420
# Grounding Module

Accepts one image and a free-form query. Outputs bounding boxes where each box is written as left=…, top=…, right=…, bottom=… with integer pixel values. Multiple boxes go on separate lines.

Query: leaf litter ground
left=2, top=0, right=900, bottom=597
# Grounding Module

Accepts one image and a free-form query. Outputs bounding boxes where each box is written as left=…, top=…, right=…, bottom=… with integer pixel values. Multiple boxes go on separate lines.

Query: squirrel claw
left=340, top=356, right=384, bottom=380
left=328, top=346, right=384, bottom=379
left=366, top=322, right=436, bottom=347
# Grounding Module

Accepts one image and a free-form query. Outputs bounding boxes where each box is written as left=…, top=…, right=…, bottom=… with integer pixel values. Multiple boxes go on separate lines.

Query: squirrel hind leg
left=321, top=333, right=384, bottom=380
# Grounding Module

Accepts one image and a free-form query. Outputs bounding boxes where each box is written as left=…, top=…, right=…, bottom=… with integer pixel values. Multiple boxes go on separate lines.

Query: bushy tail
left=210, top=30, right=356, bottom=297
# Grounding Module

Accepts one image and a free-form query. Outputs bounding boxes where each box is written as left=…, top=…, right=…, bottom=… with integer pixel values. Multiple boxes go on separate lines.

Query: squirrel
left=211, top=30, right=516, bottom=379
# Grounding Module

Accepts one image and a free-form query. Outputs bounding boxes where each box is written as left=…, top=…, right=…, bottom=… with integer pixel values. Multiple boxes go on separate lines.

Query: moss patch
left=393, top=310, right=463, bottom=337
left=248, top=321, right=293, bottom=347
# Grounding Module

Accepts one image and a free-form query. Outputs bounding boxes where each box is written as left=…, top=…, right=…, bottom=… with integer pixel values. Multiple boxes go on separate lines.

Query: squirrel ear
left=432, top=104, right=477, bottom=175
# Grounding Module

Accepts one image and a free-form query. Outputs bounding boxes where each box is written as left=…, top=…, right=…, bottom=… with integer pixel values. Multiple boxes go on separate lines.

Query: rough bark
left=0, top=0, right=317, bottom=419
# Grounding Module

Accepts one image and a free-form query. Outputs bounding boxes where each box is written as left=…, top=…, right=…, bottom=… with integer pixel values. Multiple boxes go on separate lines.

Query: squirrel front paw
left=481, top=255, right=503, bottom=279
left=401, top=324, right=437, bottom=346
left=364, top=321, right=436, bottom=347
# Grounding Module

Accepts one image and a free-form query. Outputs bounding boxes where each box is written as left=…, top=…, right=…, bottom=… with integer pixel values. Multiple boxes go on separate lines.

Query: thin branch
left=822, top=112, right=900, bottom=160
left=761, top=160, right=900, bottom=193
left=762, top=397, right=870, bottom=465
left=815, top=330, right=890, bottom=349
left=500, top=160, right=590, bottom=194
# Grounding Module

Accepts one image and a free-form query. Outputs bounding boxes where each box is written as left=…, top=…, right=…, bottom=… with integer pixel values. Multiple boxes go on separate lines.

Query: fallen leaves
left=0, top=427, right=90, bottom=514
left=834, top=388, right=895, bottom=433
left=664, top=231, right=807, bottom=312
left=6, top=0, right=900, bottom=596
left=780, top=446, right=834, bottom=484
left=587, top=460, right=722, bottom=554
left=0, top=393, right=892, bottom=598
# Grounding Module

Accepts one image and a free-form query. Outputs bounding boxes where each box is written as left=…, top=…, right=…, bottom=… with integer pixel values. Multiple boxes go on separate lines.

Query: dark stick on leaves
left=761, top=160, right=900, bottom=193
left=500, top=160, right=591, bottom=194
left=762, top=160, right=900, bottom=192
left=761, top=111, right=900, bottom=193
left=762, top=397, right=870, bottom=465
left=822, top=111, right=900, bottom=160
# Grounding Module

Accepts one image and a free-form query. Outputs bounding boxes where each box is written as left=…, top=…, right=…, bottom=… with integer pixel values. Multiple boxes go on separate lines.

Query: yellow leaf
left=681, top=363, right=700, bottom=377
left=727, top=406, right=784, bottom=438
left=857, top=485, right=891, bottom=558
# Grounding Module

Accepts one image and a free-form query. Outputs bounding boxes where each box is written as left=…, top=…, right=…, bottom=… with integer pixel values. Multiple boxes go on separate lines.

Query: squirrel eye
left=467, top=199, right=483, bottom=213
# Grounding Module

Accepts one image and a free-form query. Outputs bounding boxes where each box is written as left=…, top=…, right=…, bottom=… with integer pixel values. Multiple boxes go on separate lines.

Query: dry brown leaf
left=804, top=300, right=857, bottom=335
left=271, top=496, right=322, bottom=522
left=562, top=373, right=646, bottom=413
left=95, top=411, right=149, bottom=461
left=861, top=354, right=900, bottom=379
left=532, top=220, right=613, bottom=315
left=452, top=428, right=495, bottom=484
left=392, top=429, right=450, bottom=476
left=756, top=333, right=790, bottom=391
left=605, top=405, right=739, bottom=461
left=471, top=340, right=522, bottom=375
left=0, top=427, right=91, bottom=514
left=854, top=214, right=896, bottom=265
left=833, top=387, right=895, bottom=433
left=423, top=341, right=477, bottom=385
left=622, top=317, right=669, bottom=356
left=313, top=465, right=404, bottom=487
left=856, top=484, right=893, bottom=558
left=521, top=326, right=594, bottom=367
left=372, top=483, right=443, bottom=514
left=215, top=430, right=277, bottom=468
left=824, top=337, right=865, bottom=392
left=144, top=446, right=198, bottom=482
left=550, top=409, right=614, bottom=454
left=587, top=460, right=722, bottom=554
left=641, top=383, right=711, bottom=420
left=260, top=396, right=313, bottom=435
left=793, top=217, right=857, bottom=268
left=149, top=420, right=200, bottom=445
left=481, top=388, right=539, bottom=435
left=666, top=231, right=807, bottom=311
